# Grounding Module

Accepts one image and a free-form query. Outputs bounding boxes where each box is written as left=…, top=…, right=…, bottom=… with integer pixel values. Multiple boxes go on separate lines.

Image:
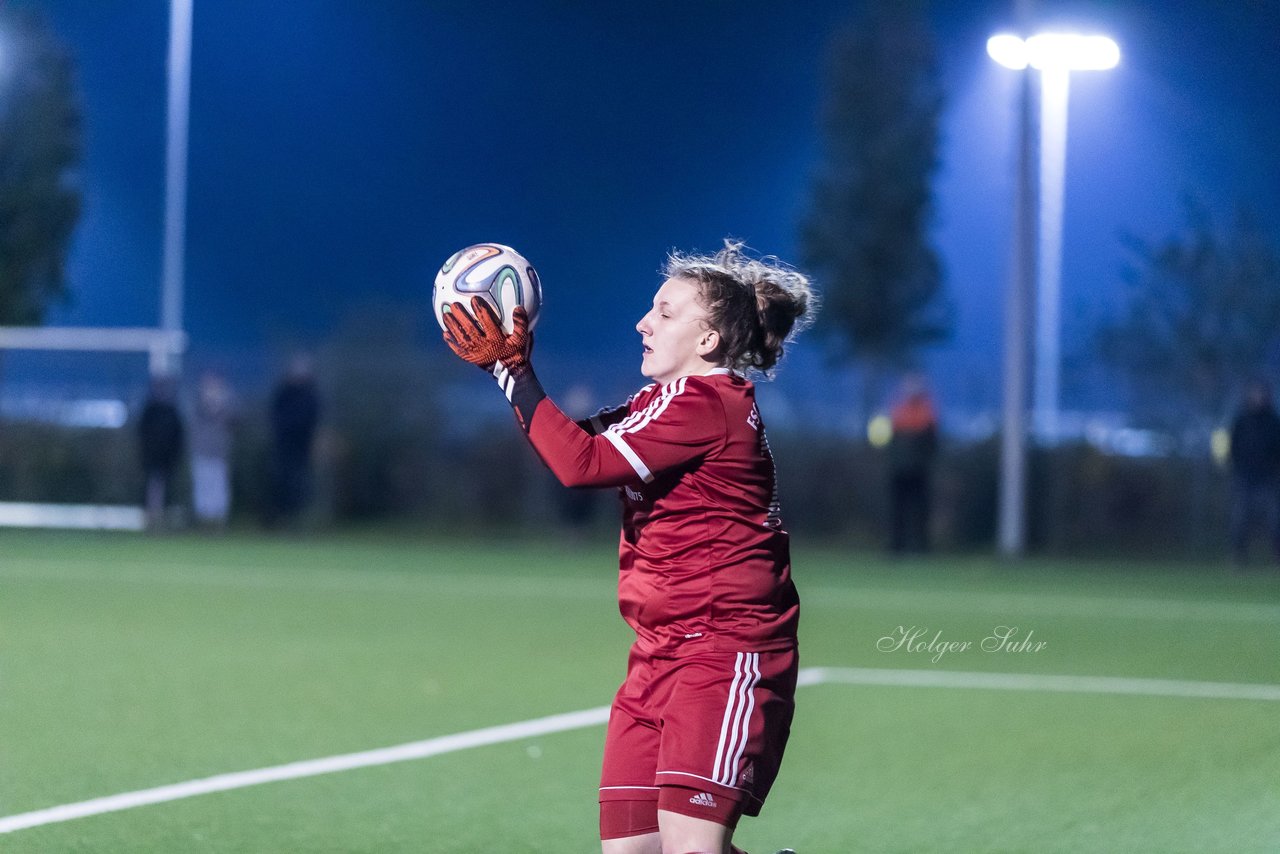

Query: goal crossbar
left=0, top=327, right=187, bottom=373
left=0, top=326, right=187, bottom=531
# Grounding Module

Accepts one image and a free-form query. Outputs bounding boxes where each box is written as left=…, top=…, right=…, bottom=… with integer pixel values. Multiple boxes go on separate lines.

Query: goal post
left=0, top=0, right=196, bottom=531
left=0, top=327, right=187, bottom=375
left=0, top=326, right=187, bottom=530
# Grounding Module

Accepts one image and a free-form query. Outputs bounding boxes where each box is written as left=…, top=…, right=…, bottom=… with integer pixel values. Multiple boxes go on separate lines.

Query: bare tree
left=1100, top=200, right=1280, bottom=434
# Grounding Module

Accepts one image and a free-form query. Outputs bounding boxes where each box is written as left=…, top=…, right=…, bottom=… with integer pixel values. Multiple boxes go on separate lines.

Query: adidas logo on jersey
left=688, top=792, right=718, bottom=808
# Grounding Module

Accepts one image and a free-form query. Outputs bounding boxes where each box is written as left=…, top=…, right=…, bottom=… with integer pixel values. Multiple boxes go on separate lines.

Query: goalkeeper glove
left=441, top=297, right=545, bottom=432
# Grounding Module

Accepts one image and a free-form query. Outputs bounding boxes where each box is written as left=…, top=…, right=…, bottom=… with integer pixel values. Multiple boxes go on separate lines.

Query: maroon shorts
left=598, top=646, right=797, bottom=838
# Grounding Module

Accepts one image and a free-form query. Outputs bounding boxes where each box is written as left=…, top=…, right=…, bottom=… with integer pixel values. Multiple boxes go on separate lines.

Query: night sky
left=17, top=0, right=1280, bottom=417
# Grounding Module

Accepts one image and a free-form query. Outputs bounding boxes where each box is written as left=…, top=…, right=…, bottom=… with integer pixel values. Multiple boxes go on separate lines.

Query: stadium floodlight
left=988, top=31, right=1119, bottom=444
left=988, top=29, right=1119, bottom=558
left=987, top=33, right=1120, bottom=71
left=986, top=34, right=1032, bottom=70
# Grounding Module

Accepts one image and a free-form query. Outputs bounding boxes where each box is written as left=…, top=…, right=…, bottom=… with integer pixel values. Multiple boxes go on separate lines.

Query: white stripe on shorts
left=711, top=652, right=761, bottom=788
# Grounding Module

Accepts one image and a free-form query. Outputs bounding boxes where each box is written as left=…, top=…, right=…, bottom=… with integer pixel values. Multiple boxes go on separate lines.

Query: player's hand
left=441, top=297, right=532, bottom=372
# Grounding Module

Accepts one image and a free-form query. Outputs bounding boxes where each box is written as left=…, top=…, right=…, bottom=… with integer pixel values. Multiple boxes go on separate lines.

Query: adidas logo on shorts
left=688, top=792, right=718, bottom=809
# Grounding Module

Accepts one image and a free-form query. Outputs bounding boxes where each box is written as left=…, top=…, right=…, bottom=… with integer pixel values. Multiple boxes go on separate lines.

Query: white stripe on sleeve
left=612, top=377, right=686, bottom=436
left=620, top=377, right=685, bottom=436
left=602, top=430, right=654, bottom=483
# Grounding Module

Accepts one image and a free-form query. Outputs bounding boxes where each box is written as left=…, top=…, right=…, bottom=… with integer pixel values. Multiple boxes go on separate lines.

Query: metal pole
left=1033, top=67, right=1070, bottom=442
left=160, top=0, right=193, bottom=376
left=997, top=0, right=1037, bottom=558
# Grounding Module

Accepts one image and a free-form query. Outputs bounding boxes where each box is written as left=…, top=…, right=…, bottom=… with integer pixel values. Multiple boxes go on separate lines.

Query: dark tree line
left=801, top=0, right=951, bottom=414
left=0, top=7, right=82, bottom=325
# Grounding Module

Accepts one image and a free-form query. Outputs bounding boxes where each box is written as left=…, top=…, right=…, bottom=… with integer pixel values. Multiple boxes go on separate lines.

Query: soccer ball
left=433, top=243, right=542, bottom=334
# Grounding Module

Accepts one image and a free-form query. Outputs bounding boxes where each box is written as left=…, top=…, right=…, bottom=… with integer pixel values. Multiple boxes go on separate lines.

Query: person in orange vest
left=888, top=374, right=939, bottom=554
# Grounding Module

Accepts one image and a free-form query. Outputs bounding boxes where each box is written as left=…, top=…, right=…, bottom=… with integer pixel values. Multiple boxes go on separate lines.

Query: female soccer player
left=442, top=240, right=813, bottom=854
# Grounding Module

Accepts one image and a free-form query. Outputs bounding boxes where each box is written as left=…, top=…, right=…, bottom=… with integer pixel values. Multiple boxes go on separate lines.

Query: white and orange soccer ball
left=433, top=243, right=542, bottom=334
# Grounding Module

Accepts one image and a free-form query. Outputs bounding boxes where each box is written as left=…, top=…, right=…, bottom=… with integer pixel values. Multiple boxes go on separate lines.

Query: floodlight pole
left=160, top=0, right=193, bottom=376
left=988, top=27, right=1119, bottom=557
left=990, top=34, right=1118, bottom=441
left=998, top=66, right=1036, bottom=558
left=1033, top=67, right=1070, bottom=442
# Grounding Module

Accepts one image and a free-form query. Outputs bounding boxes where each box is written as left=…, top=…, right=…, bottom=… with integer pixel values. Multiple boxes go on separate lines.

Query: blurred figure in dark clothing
left=138, top=375, right=185, bottom=530
left=888, top=374, right=938, bottom=554
left=266, top=354, right=321, bottom=527
left=1228, top=379, right=1280, bottom=567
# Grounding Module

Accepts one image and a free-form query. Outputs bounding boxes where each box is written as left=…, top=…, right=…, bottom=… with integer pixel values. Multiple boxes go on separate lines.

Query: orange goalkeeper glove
left=441, top=297, right=544, bottom=432
left=441, top=296, right=531, bottom=371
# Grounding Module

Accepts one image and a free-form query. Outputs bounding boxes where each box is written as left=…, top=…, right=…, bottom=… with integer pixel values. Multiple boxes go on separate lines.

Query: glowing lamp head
left=988, top=33, right=1120, bottom=72
left=987, top=34, right=1030, bottom=70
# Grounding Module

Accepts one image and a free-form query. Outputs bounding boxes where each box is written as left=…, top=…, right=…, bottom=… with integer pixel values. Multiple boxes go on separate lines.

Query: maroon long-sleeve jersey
left=526, top=369, right=799, bottom=658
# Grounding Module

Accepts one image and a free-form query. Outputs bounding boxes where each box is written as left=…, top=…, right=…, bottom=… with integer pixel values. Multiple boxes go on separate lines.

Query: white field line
left=0, top=706, right=611, bottom=835
left=804, top=666, right=1280, bottom=701
left=5, top=561, right=1278, bottom=622
left=799, top=585, right=1280, bottom=624
left=5, top=666, right=1280, bottom=835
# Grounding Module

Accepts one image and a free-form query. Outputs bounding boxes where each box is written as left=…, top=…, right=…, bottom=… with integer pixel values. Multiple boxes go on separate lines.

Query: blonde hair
left=663, top=239, right=817, bottom=375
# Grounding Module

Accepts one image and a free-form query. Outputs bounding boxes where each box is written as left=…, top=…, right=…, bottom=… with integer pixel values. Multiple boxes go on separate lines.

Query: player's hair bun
left=664, top=239, right=817, bottom=375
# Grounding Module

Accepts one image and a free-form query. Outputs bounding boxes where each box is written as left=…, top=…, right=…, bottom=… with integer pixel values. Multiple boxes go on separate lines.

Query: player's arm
left=441, top=298, right=641, bottom=487
left=578, top=403, right=631, bottom=436
left=527, top=399, right=646, bottom=487
left=441, top=298, right=718, bottom=488
left=532, top=390, right=725, bottom=488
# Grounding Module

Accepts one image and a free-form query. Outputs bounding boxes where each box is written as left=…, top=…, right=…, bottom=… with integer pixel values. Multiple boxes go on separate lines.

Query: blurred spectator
left=1227, top=378, right=1280, bottom=568
left=191, top=371, right=236, bottom=529
left=137, top=375, right=185, bottom=530
left=887, top=374, right=938, bottom=554
left=266, top=354, right=321, bottom=527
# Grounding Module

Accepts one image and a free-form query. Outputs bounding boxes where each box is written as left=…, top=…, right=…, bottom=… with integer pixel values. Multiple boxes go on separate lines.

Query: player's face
left=636, top=277, right=720, bottom=385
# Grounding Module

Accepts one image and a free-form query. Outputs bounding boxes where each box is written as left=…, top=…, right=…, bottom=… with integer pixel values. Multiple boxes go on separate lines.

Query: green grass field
left=2, top=529, right=1279, bottom=852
